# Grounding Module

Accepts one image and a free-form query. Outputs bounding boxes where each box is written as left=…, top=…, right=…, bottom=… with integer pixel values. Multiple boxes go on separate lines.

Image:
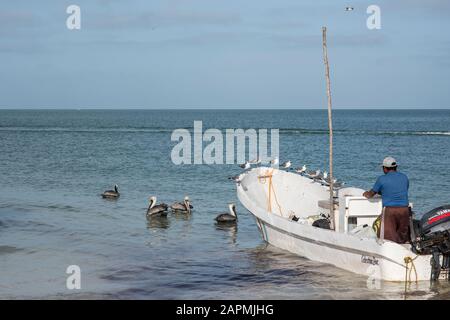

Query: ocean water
left=0, top=109, right=449, bottom=300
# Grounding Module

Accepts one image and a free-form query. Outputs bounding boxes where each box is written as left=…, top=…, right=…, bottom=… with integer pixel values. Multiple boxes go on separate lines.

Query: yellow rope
left=258, top=169, right=283, bottom=215
left=404, top=256, right=419, bottom=293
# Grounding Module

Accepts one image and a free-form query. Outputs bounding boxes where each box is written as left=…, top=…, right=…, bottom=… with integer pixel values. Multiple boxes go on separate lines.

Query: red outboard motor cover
left=420, top=205, right=450, bottom=234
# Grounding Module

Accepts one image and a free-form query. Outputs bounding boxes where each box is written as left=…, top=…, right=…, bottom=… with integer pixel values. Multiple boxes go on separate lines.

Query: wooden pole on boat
left=322, top=26, right=335, bottom=230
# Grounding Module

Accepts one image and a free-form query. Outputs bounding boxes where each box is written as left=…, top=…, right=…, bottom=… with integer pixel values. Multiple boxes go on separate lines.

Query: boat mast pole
left=322, top=26, right=335, bottom=230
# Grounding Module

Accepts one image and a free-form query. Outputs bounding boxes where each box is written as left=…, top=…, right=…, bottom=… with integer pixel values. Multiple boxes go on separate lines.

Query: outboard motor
left=410, top=205, right=450, bottom=281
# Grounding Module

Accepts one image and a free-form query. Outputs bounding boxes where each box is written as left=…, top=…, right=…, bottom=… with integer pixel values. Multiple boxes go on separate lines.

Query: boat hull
left=237, top=167, right=433, bottom=282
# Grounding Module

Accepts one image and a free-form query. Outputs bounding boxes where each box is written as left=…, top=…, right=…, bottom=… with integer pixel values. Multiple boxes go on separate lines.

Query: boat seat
left=318, top=199, right=339, bottom=210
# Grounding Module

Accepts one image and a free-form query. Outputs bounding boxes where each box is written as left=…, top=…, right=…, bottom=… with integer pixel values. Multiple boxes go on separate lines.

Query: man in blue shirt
left=363, top=157, right=410, bottom=243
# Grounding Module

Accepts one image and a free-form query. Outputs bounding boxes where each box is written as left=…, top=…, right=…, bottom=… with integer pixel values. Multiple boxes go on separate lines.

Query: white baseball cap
left=382, top=156, right=397, bottom=168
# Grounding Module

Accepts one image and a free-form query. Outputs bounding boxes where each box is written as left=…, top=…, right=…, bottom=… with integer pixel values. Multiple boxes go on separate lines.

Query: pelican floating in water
left=280, top=160, right=292, bottom=169
left=146, top=196, right=168, bottom=217
left=170, top=196, right=192, bottom=213
left=102, top=185, right=120, bottom=199
left=215, top=203, right=237, bottom=223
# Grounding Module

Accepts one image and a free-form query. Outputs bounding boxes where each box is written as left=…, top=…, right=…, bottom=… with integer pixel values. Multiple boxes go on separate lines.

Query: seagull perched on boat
left=228, top=174, right=241, bottom=182
left=228, top=174, right=242, bottom=185
left=280, top=160, right=292, bottom=169
left=170, top=196, right=192, bottom=214
left=332, top=179, right=345, bottom=189
left=270, top=157, right=279, bottom=166
left=239, top=161, right=251, bottom=170
left=295, top=165, right=307, bottom=174
left=307, top=170, right=321, bottom=179
left=146, top=196, right=168, bottom=217
left=345, top=6, right=354, bottom=11
left=321, top=172, right=332, bottom=184
left=102, top=184, right=120, bottom=199
left=215, top=203, right=238, bottom=223
left=314, top=170, right=327, bottom=182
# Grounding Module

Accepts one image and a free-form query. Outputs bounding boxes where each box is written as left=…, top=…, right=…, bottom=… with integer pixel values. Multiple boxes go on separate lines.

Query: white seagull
left=249, top=158, right=261, bottom=165
left=228, top=174, right=242, bottom=184
left=308, top=169, right=321, bottom=179
left=280, top=160, right=292, bottom=169
left=295, top=165, right=307, bottom=174
left=239, top=161, right=251, bottom=170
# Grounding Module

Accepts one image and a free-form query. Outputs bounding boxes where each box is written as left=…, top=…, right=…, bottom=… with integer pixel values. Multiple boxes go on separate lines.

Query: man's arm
left=364, top=176, right=382, bottom=199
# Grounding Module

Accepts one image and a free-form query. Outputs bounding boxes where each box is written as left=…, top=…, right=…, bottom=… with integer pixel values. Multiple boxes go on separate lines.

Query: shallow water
left=0, top=109, right=449, bottom=299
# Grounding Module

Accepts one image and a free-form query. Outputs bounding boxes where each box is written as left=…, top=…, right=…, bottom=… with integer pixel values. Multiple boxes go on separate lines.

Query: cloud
left=267, top=33, right=388, bottom=49
left=0, top=11, right=38, bottom=30
left=88, top=11, right=241, bottom=29
left=375, top=0, right=450, bottom=17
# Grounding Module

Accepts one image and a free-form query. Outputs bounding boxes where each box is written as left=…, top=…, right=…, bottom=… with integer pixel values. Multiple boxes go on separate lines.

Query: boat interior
left=242, top=167, right=384, bottom=236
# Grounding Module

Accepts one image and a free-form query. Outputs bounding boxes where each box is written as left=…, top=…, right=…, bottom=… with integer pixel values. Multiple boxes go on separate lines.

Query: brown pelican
left=170, top=196, right=192, bottom=213
left=102, top=185, right=120, bottom=199
left=215, top=204, right=237, bottom=223
left=146, top=196, right=168, bottom=217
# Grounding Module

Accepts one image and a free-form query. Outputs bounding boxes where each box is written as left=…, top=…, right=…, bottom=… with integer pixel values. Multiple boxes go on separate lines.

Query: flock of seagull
left=101, top=185, right=238, bottom=224
left=232, top=157, right=345, bottom=189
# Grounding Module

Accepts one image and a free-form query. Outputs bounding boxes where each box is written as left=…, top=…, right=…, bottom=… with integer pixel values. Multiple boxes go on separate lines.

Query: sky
left=0, top=0, right=449, bottom=109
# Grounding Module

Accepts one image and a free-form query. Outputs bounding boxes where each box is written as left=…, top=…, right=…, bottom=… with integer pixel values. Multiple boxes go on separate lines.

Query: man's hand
left=363, top=190, right=375, bottom=199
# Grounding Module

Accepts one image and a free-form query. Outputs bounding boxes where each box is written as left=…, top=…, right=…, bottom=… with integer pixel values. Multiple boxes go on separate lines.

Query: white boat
left=237, top=166, right=450, bottom=282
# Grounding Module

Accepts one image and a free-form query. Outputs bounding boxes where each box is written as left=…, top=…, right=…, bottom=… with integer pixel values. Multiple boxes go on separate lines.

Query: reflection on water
left=215, top=223, right=238, bottom=245
left=146, top=216, right=170, bottom=229
left=171, top=212, right=192, bottom=221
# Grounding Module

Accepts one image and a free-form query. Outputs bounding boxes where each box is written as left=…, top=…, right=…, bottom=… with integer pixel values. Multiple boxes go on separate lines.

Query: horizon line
left=1, top=107, right=450, bottom=111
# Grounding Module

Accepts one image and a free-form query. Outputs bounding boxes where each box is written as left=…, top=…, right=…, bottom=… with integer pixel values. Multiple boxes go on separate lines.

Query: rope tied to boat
left=258, top=169, right=283, bottom=215
left=404, top=255, right=418, bottom=289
